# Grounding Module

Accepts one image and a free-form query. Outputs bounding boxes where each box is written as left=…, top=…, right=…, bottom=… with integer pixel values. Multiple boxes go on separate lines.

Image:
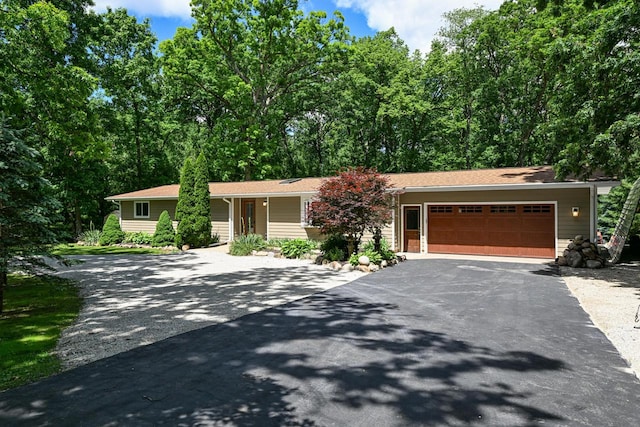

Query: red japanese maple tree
left=309, top=167, right=395, bottom=255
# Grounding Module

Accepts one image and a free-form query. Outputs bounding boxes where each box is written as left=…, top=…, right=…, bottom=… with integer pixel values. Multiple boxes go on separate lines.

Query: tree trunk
left=74, top=198, right=82, bottom=237
left=0, top=259, right=7, bottom=315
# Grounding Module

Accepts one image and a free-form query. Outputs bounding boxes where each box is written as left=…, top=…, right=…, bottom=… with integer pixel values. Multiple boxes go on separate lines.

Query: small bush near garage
left=123, top=231, right=153, bottom=245
left=152, top=210, right=175, bottom=247
left=350, top=249, right=382, bottom=266
left=320, top=234, right=349, bottom=261
left=99, top=214, right=125, bottom=246
left=280, top=239, right=318, bottom=259
left=362, top=237, right=396, bottom=262
left=230, top=234, right=267, bottom=256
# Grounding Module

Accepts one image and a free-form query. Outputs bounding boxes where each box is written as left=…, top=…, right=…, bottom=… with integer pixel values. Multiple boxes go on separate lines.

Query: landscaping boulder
left=358, top=255, right=370, bottom=266
left=557, top=235, right=606, bottom=269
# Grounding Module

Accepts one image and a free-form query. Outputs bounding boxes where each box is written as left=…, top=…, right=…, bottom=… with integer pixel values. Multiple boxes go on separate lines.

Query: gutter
left=400, top=181, right=620, bottom=193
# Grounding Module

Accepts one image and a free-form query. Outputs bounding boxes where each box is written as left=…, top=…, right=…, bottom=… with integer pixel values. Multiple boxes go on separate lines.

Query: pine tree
left=175, top=157, right=196, bottom=248
left=152, top=210, right=175, bottom=247
left=193, top=152, right=212, bottom=247
left=0, top=119, right=62, bottom=313
left=99, top=214, right=125, bottom=245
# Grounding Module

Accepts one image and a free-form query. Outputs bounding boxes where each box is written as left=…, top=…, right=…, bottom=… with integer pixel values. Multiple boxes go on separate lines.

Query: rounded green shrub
left=280, top=239, right=317, bottom=259
left=320, top=234, right=349, bottom=261
left=152, top=210, right=175, bottom=247
left=99, top=214, right=125, bottom=246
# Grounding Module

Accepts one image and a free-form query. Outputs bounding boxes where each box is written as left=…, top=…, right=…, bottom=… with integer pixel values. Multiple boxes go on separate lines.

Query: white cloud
left=92, top=0, right=192, bottom=19
left=334, top=0, right=504, bottom=52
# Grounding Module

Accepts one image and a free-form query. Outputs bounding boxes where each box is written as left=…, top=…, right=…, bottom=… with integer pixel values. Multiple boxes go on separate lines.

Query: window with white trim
left=134, top=201, right=150, bottom=218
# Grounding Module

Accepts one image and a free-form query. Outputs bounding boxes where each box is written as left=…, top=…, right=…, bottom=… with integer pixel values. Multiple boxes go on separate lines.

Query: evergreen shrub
left=152, top=211, right=175, bottom=247
left=99, top=214, right=125, bottom=245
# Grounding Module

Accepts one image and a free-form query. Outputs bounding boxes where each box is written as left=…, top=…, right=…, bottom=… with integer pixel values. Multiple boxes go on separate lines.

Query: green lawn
left=51, top=243, right=172, bottom=256
left=0, top=274, right=81, bottom=391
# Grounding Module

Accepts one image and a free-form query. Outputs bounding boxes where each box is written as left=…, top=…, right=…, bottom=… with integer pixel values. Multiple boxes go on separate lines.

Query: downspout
left=590, top=185, right=597, bottom=242
left=266, top=197, right=270, bottom=241
left=223, top=198, right=233, bottom=242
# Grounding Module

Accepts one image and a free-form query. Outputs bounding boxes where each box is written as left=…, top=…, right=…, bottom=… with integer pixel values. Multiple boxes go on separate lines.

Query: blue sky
left=93, top=0, right=504, bottom=53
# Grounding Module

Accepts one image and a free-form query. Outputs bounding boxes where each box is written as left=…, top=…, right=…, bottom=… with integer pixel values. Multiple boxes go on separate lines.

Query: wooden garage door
left=427, top=204, right=555, bottom=258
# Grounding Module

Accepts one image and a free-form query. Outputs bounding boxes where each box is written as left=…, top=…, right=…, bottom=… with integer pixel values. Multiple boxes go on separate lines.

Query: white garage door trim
left=424, top=201, right=558, bottom=257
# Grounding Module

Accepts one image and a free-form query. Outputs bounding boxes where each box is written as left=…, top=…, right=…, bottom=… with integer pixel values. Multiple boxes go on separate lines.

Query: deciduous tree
left=309, top=168, right=394, bottom=256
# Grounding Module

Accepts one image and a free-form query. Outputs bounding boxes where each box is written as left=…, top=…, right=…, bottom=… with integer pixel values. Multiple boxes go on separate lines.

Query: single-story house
left=106, top=166, right=618, bottom=259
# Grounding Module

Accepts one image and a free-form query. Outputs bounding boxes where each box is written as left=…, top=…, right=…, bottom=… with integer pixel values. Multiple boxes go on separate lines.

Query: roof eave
left=106, top=191, right=318, bottom=201
left=401, top=181, right=620, bottom=193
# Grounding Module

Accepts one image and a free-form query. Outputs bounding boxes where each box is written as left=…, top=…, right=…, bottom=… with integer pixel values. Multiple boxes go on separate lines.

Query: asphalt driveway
left=1, top=258, right=639, bottom=426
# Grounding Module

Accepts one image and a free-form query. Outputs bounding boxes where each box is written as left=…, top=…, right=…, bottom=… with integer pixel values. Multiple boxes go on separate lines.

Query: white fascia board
left=105, top=196, right=179, bottom=202
left=106, top=191, right=317, bottom=202
left=209, top=191, right=317, bottom=198
left=400, top=181, right=620, bottom=193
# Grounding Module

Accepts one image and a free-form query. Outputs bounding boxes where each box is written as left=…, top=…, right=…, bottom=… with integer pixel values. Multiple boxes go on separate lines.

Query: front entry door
left=404, top=207, right=421, bottom=252
left=241, top=199, right=256, bottom=235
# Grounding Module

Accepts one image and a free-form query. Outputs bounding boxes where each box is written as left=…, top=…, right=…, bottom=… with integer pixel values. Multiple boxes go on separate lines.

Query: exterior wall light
left=263, top=199, right=268, bottom=207
left=572, top=207, right=580, bottom=217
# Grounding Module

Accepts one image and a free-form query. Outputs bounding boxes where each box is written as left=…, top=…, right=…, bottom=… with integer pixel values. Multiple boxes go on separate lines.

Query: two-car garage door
left=427, top=204, right=556, bottom=258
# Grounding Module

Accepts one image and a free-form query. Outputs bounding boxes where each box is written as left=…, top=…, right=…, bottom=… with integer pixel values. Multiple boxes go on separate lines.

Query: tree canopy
left=0, top=0, right=639, bottom=246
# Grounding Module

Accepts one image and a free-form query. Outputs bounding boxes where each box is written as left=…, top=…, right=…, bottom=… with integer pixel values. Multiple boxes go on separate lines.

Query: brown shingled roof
left=106, top=166, right=597, bottom=201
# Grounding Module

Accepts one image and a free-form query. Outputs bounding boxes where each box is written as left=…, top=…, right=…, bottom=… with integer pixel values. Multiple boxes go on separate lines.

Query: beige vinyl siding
left=120, top=200, right=177, bottom=221
left=268, top=197, right=308, bottom=239
left=121, top=199, right=229, bottom=241
left=121, top=219, right=158, bottom=234
left=400, top=188, right=591, bottom=255
left=120, top=200, right=177, bottom=234
left=211, top=199, right=230, bottom=242
left=255, top=200, right=267, bottom=237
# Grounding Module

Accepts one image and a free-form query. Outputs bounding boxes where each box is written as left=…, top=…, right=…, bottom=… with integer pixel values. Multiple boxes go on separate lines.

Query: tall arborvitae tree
left=0, top=119, right=62, bottom=314
left=175, top=157, right=196, bottom=248
left=193, top=152, right=212, bottom=247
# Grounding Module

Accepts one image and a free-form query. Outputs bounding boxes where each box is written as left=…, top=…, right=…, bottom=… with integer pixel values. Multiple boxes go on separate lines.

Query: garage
left=427, top=204, right=556, bottom=258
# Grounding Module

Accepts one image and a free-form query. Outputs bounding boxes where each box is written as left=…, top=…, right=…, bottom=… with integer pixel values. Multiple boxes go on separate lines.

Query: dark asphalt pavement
left=1, top=259, right=639, bottom=426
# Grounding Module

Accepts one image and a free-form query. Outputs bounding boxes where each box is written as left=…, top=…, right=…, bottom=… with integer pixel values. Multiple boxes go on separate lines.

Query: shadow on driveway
left=53, top=252, right=360, bottom=368
left=1, top=259, right=639, bottom=426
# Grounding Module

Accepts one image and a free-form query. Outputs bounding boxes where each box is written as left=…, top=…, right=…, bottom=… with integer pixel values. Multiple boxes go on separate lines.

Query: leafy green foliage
left=161, top=0, right=349, bottom=180
left=309, top=168, right=394, bottom=255
left=280, top=239, right=318, bottom=259
left=266, top=238, right=293, bottom=248
left=599, top=178, right=640, bottom=237
left=123, top=231, right=153, bottom=245
left=152, top=210, right=176, bottom=247
left=362, top=237, right=396, bottom=261
left=99, top=214, right=125, bottom=246
left=320, top=234, right=349, bottom=261
left=0, top=274, right=80, bottom=391
left=229, top=234, right=267, bottom=256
